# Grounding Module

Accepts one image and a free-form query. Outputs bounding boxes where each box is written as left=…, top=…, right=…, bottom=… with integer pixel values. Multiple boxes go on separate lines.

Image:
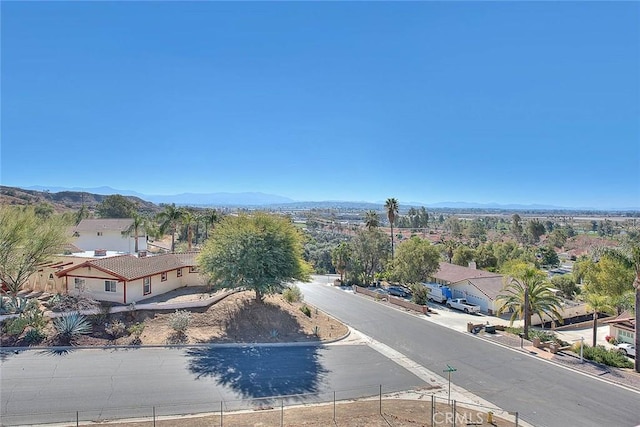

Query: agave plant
left=53, top=312, right=92, bottom=344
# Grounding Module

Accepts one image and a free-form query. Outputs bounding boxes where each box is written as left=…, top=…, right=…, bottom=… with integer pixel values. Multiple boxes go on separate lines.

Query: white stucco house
left=429, top=262, right=505, bottom=315
left=72, top=219, right=148, bottom=254
left=55, top=252, right=203, bottom=304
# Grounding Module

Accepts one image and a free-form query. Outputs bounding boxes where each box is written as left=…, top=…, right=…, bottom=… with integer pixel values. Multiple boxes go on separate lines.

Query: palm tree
left=121, top=212, right=147, bottom=253
left=583, top=292, right=615, bottom=347
left=385, top=198, right=399, bottom=259
left=595, top=244, right=640, bottom=372
left=364, top=210, right=379, bottom=230
left=156, top=204, right=184, bottom=253
left=182, top=210, right=195, bottom=252
left=497, top=264, right=563, bottom=340
left=203, top=209, right=220, bottom=240
left=331, top=242, right=351, bottom=283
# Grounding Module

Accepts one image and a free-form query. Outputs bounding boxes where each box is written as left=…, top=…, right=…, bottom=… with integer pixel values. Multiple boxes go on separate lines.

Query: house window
left=177, top=268, right=182, bottom=277
left=49, top=273, right=54, bottom=279
left=74, top=278, right=85, bottom=289
left=189, top=266, right=198, bottom=273
left=105, top=280, right=117, bottom=292
left=143, top=277, right=151, bottom=295
left=161, top=272, right=167, bottom=282
left=97, top=232, right=103, bottom=236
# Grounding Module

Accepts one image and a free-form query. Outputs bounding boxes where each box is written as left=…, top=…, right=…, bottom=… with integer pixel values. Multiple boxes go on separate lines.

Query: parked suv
left=387, top=286, right=411, bottom=298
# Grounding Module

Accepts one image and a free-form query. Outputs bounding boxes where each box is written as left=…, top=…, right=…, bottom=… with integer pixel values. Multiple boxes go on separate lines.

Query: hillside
left=0, top=186, right=160, bottom=214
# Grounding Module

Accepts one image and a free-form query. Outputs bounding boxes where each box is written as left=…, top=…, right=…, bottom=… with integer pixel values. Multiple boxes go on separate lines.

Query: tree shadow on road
left=185, top=345, right=329, bottom=401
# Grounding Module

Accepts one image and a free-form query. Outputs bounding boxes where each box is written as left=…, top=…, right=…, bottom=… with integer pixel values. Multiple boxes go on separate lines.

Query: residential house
left=72, top=219, right=147, bottom=254
left=606, top=311, right=636, bottom=344
left=56, top=252, right=203, bottom=304
left=429, top=262, right=505, bottom=315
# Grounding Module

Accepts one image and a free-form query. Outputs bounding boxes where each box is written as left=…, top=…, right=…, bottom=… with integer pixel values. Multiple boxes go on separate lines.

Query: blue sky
left=2, top=2, right=639, bottom=209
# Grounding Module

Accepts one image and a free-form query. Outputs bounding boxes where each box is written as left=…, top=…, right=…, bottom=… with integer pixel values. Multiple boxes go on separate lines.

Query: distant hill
left=0, top=186, right=159, bottom=214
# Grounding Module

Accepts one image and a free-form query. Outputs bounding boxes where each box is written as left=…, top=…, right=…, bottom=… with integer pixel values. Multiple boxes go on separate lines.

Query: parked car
left=615, top=343, right=636, bottom=358
left=387, top=286, right=411, bottom=298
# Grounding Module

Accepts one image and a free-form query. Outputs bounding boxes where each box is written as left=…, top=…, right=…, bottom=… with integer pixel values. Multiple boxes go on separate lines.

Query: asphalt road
left=0, top=344, right=425, bottom=425
left=299, top=278, right=640, bottom=427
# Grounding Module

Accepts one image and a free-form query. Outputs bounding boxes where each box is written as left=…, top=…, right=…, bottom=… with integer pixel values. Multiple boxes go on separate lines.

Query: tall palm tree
left=121, top=212, right=147, bottom=253
left=156, top=204, right=184, bottom=253
left=596, top=244, right=640, bottom=372
left=497, top=264, right=563, bottom=340
left=364, top=210, right=380, bottom=230
left=583, top=292, right=615, bottom=347
left=203, top=209, right=220, bottom=240
left=182, top=210, right=195, bottom=252
left=385, top=198, right=399, bottom=259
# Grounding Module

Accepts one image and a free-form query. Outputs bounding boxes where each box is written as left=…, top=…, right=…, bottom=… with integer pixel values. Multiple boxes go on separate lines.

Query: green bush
left=300, top=305, right=312, bottom=317
left=6, top=317, right=29, bottom=336
left=409, top=284, right=429, bottom=305
left=168, top=310, right=191, bottom=334
left=128, top=322, right=145, bottom=338
left=283, top=285, right=303, bottom=303
left=24, top=328, right=46, bottom=345
left=574, top=344, right=633, bottom=369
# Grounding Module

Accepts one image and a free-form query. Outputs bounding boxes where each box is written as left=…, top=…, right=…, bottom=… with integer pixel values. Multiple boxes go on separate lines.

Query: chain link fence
left=2, top=385, right=521, bottom=426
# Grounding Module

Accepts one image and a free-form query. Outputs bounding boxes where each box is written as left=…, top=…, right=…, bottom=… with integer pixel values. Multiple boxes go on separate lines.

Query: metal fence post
left=76, top=411, right=79, bottom=427
left=379, top=384, right=382, bottom=415
left=452, top=400, right=456, bottom=427
left=515, top=411, right=519, bottom=427
left=431, top=395, right=435, bottom=427
left=333, top=391, right=336, bottom=422
left=220, top=401, right=223, bottom=427
left=153, top=406, right=156, bottom=427
left=281, top=399, right=284, bottom=427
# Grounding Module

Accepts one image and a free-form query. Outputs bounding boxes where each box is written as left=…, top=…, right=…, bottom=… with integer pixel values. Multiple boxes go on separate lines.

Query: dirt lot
left=1, top=289, right=349, bottom=347
left=107, top=398, right=516, bottom=427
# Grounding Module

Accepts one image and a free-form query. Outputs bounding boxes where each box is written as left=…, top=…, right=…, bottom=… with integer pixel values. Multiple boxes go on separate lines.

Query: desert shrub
left=105, top=320, right=127, bottom=338
left=168, top=310, right=191, bottom=334
left=128, top=323, right=145, bottom=344
left=529, top=329, right=556, bottom=343
left=300, top=305, right=312, bottom=317
left=50, top=294, right=98, bottom=312
left=572, top=344, right=633, bottom=369
left=24, top=328, right=46, bottom=345
left=5, top=317, right=29, bottom=336
left=53, top=313, right=92, bottom=344
left=409, top=284, right=429, bottom=305
left=0, top=296, right=29, bottom=314
left=283, top=285, right=303, bottom=303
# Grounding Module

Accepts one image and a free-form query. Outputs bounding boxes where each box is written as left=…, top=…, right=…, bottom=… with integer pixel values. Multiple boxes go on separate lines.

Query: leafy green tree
left=157, top=204, right=185, bottom=253
left=349, top=228, right=390, bottom=285
left=583, top=293, right=615, bottom=347
left=0, top=207, right=70, bottom=297
left=34, top=202, right=54, bottom=219
left=546, top=228, right=568, bottom=249
left=466, top=218, right=486, bottom=241
left=74, top=205, right=91, bottom=225
left=385, top=198, right=399, bottom=259
left=331, top=242, right=352, bottom=283
left=364, top=210, right=380, bottom=230
left=525, top=219, right=546, bottom=244
left=550, top=274, right=580, bottom=300
left=497, top=262, right=563, bottom=340
left=198, top=213, right=311, bottom=302
left=538, top=246, right=560, bottom=267
left=475, top=244, right=498, bottom=270
left=511, top=214, right=523, bottom=242
left=392, top=237, right=441, bottom=284
left=96, top=194, right=137, bottom=218
left=452, top=245, right=475, bottom=267
left=445, top=216, right=463, bottom=238
left=577, top=253, right=634, bottom=314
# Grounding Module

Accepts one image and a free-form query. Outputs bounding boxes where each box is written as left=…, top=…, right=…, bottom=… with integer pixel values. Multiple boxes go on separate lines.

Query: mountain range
left=18, top=185, right=639, bottom=211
